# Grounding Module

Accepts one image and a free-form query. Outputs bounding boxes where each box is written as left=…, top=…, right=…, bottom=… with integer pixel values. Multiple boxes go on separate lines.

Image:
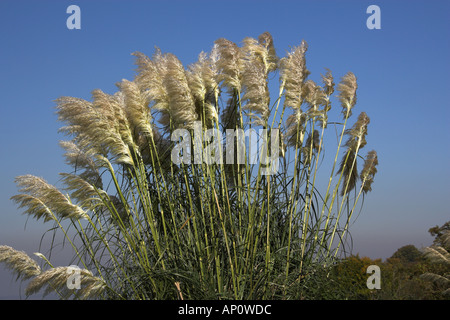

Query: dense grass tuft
left=2, top=32, right=378, bottom=299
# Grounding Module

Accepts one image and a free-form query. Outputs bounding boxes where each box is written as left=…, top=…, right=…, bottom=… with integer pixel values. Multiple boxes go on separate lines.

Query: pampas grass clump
left=420, top=230, right=450, bottom=297
left=1, top=32, right=378, bottom=299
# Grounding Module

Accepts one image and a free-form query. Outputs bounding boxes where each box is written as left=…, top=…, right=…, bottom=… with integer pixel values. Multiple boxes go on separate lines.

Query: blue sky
left=0, top=0, right=449, bottom=298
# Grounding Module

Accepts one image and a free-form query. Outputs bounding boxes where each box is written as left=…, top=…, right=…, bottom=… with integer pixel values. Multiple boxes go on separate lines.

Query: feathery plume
left=214, top=38, right=243, bottom=92
left=118, top=79, right=154, bottom=139
left=206, top=43, right=220, bottom=104
left=346, top=112, right=370, bottom=138
left=187, top=52, right=208, bottom=105
left=302, top=80, right=327, bottom=115
left=164, top=53, right=197, bottom=130
left=421, top=272, right=450, bottom=297
left=240, top=32, right=279, bottom=126
left=285, top=111, right=307, bottom=148
left=344, top=112, right=370, bottom=150
left=441, top=231, right=450, bottom=249
left=26, top=266, right=106, bottom=299
left=321, top=68, right=335, bottom=96
left=10, top=194, right=54, bottom=222
left=421, top=238, right=450, bottom=297
left=317, top=69, right=334, bottom=128
left=422, top=246, right=450, bottom=265
left=337, top=72, right=358, bottom=119
left=241, top=32, right=278, bottom=75
left=56, top=92, right=135, bottom=166
left=59, top=173, right=106, bottom=210
left=257, top=31, right=278, bottom=73
left=337, top=148, right=358, bottom=196
left=91, top=89, right=137, bottom=164
left=337, top=112, right=370, bottom=196
left=303, top=130, right=321, bottom=165
left=281, top=40, right=310, bottom=147
left=132, top=50, right=170, bottom=116
left=55, top=96, right=103, bottom=154
left=241, top=60, right=270, bottom=126
left=420, top=273, right=449, bottom=286
left=360, top=150, right=378, bottom=193
left=11, top=175, right=88, bottom=221
left=59, top=140, right=103, bottom=188
left=187, top=51, right=219, bottom=127
left=307, top=130, right=320, bottom=152
left=0, top=245, right=41, bottom=280
left=280, top=40, right=309, bottom=111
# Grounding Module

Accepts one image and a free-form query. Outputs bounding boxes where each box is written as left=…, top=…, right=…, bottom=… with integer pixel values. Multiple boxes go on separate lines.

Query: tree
left=389, top=245, right=423, bottom=264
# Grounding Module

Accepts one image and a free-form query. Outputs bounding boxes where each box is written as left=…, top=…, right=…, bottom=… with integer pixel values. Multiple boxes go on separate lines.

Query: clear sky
left=0, top=0, right=449, bottom=299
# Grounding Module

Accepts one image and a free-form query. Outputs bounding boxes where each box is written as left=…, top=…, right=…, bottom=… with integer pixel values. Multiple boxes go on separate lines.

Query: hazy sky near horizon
left=0, top=0, right=449, bottom=299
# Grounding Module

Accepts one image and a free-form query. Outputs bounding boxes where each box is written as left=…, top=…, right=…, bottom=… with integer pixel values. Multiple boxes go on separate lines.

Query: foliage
left=389, top=245, right=423, bottom=264
left=327, top=223, right=450, bottom=300
left=420, top=222, right=450, bottom=298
